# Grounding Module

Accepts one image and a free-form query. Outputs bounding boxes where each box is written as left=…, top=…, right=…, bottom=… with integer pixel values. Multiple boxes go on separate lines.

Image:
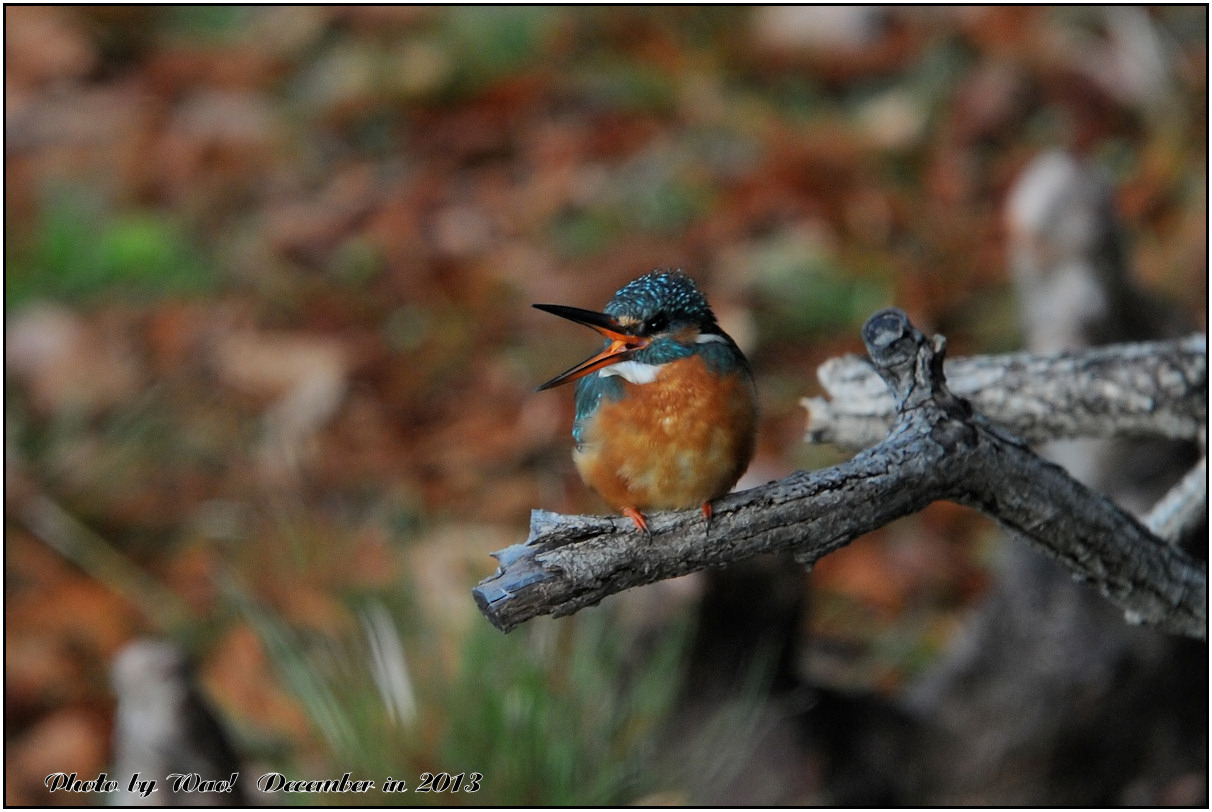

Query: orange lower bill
left=532, top=304, right=650, bottom=390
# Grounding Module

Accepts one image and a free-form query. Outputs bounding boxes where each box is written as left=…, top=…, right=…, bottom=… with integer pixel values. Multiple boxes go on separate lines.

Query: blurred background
left=5, top=6, right=1206, bottom=805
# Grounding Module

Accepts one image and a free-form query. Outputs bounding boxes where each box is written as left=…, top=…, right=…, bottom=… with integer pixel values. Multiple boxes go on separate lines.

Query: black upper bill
left=532, top=303, right=645, bottom=391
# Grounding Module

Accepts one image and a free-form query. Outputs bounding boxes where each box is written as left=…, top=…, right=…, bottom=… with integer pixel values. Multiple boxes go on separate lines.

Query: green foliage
left=440, top=6, right=557, bottom=95
left=568, top=60, right=679, bottom=114
left=239, top=585, right=692, bottom=806
left=158, top=6, right=261, bottom=42
left=766, top=75, right=829, bottom=122
left=437, top=608, right=691, bottom=805
left=549, top=208, right=617, bottom=257
left=548, top=155, right=712, bottom=258
left=6, top=193, right=215, bottom=307
left=747, top=231, right=893, bottom=339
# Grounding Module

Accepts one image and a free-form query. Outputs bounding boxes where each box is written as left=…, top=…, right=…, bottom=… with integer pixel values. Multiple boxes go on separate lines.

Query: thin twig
left=1144, top=457, right=1208, bottom=546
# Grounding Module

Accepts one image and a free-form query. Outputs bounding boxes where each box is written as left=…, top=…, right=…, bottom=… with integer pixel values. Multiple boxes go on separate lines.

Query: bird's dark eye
left=642, top=314, right=668, bottom=335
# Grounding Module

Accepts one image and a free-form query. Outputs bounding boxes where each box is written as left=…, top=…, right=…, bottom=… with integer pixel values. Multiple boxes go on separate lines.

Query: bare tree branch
left=474, top=310, right=1206, bottom=638
left=1144, top=456, right=1208, bottom=546
left=803, top=334, right=1207, bottom=450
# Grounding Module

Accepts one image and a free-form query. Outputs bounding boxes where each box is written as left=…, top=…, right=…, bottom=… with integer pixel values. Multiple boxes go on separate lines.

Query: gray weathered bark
left=901, top=149, right=1206, bottom=805
left=474, top=310, right=1205, bottom=638
left=804, top=334, right=1206, bottom=449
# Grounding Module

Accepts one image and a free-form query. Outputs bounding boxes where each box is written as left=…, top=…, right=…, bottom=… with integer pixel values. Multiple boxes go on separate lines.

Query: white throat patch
left=600, top=360, right=663, bottom=385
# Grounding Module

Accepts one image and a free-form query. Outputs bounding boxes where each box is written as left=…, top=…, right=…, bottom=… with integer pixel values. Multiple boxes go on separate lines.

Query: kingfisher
left=534, top=269, right=758, bottom=534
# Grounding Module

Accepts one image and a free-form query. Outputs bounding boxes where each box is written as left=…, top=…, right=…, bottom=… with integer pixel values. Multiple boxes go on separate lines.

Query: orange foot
left=622, top=506, right=650, bottom=535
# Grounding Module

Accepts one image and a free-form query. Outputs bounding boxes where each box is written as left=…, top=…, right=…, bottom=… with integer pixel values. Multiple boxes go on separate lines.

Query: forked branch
left=474, top=310, right=1206, bottom=638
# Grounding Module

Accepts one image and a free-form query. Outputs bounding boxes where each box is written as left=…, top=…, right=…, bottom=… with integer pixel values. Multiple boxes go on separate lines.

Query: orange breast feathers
left=573, top=354, right=758, bottom=513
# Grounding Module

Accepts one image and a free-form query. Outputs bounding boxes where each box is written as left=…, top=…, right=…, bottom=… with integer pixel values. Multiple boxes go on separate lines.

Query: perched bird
left=534, top=269, right=758, bottom=533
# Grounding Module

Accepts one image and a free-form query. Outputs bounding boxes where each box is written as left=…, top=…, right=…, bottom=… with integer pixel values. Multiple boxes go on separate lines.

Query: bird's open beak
left=533, top=304, right=650, bottom=390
